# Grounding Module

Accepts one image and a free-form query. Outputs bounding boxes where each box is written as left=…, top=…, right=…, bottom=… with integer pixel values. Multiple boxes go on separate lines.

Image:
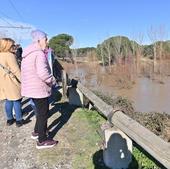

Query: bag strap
left=0, top=63, right=21, bottom=83
left=0, top=63, right=11, bottom=74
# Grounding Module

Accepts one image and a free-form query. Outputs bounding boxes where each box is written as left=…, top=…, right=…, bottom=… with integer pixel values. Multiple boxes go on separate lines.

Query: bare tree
left=100, top=45, right=105, bottom=67
left=71, top=48, right=79, bottom=78
left=104, top=41, right=112, bottom=72
left=130, top=39, right=137, bottom=80
left=157, top=25, right=167, bottom=82
left=148, top=25, right=168, bottom=81
left=113, top=36, right=122, bottom=65
left=134, top=32, right=144, bottom=76
left=147, top=26, right=158, bottom=79
left=112, top=36, right=123, bottom=76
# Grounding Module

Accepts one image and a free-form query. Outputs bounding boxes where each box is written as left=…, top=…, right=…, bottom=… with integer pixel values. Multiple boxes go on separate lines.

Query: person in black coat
left=15, top=44, right=23, bottom=68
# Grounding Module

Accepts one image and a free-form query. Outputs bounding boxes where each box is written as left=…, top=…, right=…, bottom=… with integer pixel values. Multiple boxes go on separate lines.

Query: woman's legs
left=5, top=100, right=14, bottom=120
left=5, top=99, right=23, bottom=126
left=13, top=99, right=22, bottom=121
left=32, top=97, right=48, bottom=143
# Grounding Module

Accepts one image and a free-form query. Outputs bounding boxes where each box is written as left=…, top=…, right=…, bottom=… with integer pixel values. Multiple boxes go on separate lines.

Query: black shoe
left=16, top=120, right=23, bottom=127
left=7, top=119, right=15, bottom=126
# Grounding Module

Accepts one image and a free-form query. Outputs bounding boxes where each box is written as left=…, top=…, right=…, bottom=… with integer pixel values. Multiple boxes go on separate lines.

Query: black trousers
left=32, top=97, right=49, bottom=142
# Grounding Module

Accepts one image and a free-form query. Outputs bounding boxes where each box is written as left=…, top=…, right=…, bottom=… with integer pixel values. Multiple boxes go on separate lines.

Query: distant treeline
left=49, top=34, right=170, bottom=64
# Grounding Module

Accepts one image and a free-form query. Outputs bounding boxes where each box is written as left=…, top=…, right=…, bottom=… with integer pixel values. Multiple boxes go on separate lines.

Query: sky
left=0, top=0, right=170, bottom=48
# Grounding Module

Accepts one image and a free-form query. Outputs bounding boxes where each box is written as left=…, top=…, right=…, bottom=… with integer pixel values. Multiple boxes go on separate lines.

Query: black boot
left=16, top=120, right=23, bottom=127
left=6, top=119, right=15, bottom=126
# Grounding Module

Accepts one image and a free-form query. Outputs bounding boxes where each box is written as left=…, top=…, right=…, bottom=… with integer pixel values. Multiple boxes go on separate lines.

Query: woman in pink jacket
left=21, top=30, right=58, bottom=149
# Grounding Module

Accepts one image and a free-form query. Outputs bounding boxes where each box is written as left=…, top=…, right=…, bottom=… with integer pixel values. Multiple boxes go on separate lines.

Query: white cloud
left=0, top=17, right=36, bottom=44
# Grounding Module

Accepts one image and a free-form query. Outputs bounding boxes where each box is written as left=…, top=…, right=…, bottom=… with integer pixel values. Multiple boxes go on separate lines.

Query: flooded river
left=62, top=62, right=170, bottom=114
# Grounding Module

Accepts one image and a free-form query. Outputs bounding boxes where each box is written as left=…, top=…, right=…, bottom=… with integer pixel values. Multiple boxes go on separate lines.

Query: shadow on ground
left=21, top=87, right=63, bottom=125
left=21, top=98, right=34, bottom=125
left=48, top=102, right=78, bottom=139
left=21, top=87, right=79, bottom=140
left=47, top=86, right=79, bottom=139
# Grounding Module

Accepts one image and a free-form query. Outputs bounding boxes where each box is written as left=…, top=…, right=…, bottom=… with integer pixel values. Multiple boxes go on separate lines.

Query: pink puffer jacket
left=21, top=43, right=53, bottom=98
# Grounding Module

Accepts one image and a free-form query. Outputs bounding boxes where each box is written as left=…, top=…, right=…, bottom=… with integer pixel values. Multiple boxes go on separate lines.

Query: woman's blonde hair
left=0, top=38, right=15, bottom=53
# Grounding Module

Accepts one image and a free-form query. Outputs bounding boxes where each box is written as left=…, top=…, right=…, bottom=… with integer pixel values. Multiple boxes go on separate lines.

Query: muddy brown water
left=62, top=62, right=170, bottom=114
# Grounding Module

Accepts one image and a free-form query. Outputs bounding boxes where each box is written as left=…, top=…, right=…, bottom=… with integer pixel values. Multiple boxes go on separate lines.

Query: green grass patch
left=36, top=106, right=163, bottom=169
left=129, top=146, right=162, bottom=169
left=72, top=109, right=106, bottom=169
left=74, top=109, right=163, bottom=169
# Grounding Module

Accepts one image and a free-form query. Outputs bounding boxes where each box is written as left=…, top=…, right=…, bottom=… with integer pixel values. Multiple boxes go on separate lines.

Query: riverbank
left=61, top=61, right=170, bottom=114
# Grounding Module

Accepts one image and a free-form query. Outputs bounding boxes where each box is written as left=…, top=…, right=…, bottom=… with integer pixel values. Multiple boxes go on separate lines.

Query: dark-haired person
left=15, top=44, right=23, bottom=68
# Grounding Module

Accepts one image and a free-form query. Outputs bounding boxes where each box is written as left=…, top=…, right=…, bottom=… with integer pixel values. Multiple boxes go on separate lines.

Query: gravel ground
left=0, top=94, right=76, bottom=169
